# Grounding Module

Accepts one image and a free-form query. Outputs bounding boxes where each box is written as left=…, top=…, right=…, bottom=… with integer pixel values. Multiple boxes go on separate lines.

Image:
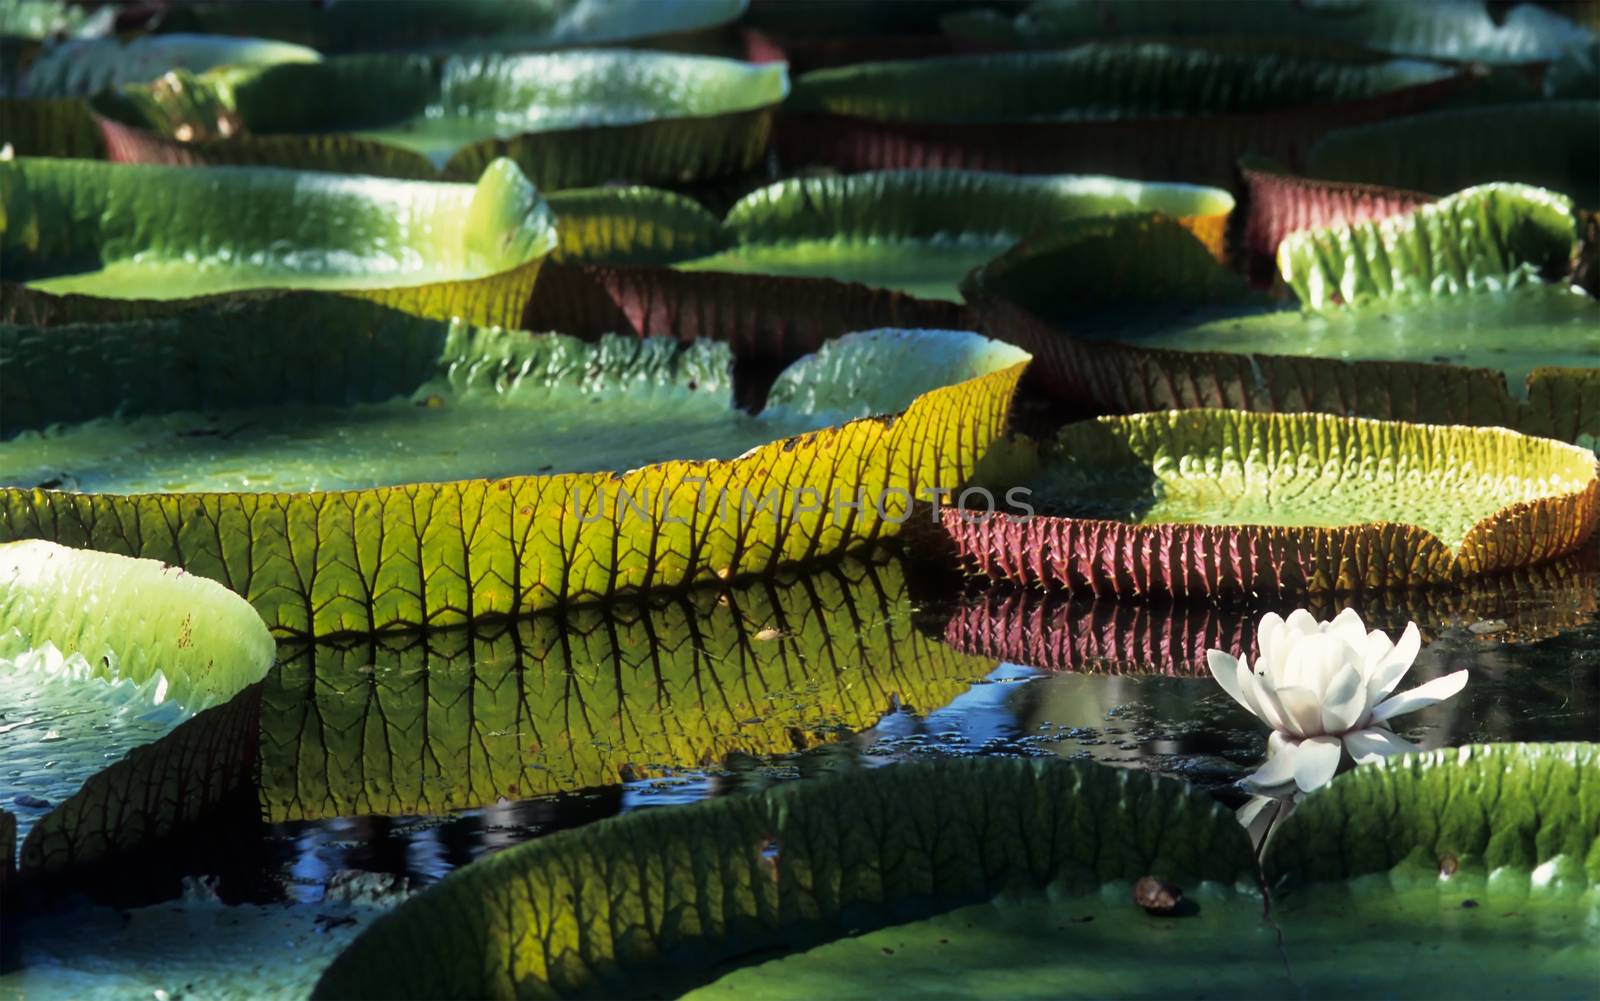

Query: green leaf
left=788, top=45, right=1454, bottom=122
left=0, top=96, right=103, bottom=158
left=1265, top=742, right=1600, bottom=886
left=260, top=550, right=990, bottom=821
left=945, top=409, right=1599, bottom=595
left=682, top=869, right=1600, bottom=999
left=152, top=0, right=747, bottom=54
left=0, top=539, right=274, bottom=850
left=0, top=156, right=558, bottom=327
left=674, top=169, right=1234, bottom=300
left=964, top=208, right=1600, bottom=442
left=944, top=0, right=1597, bottom=65
left=93, top=50, right=789, bottom=189
left=0, top=0, right=109, bottom=42
left=18, top=685, right=262, bottom=878
left=0, top=539, right=274, bottom=711
left=1277, top=183, right=1576, bottom=307
left=1306, top=100, right=1600, bottom=208
left=545, top=186, right=730, bottom=266
left=780, top=44, right=1462, bottom=186
left=311, top=757, right=1255, bottom=999
left=0, top=294, right=1028, bottom=634
left=17, top=34, right=320, bottom=98
left=314, top=745, right=1600, bottom=999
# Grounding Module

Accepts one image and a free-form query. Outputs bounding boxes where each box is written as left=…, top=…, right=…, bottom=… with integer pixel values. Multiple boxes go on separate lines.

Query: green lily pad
left=778, top=44, right=1462, bottom=186
left=0, top=0, right=108, bottom=42
left=312, top=744, right=1599, bottom=998
left=14, top=33, right=321, bottom=98
left=963, top=190, right=1600, bottom=442
left=0, top=293, right=1028, bottom=634
left=942, top=409, right=1599, bottom=595
left=261, top=550, right=990, bottom=822
left=150, top=0, right=747, bottom=55
left=18, top=686, right=262, bottom=879
left=544, top=185, right=731, bottom=266
left=672, top=170, right=1234, bottom=300
left=0, top=540, right=274, bottom=712
left=0, top=156, right=558, bottom=327
left=0, top=539, right=274, bottom=846
left=1305, top=100, right=1600, bottom=208
left=944, top=0, right=1597, bottom=65
left=687, top=871, right=1598, bottom=1000
left=312, top=757, right=1256, bottom=999
left=92, top=50, right=789, bottom=189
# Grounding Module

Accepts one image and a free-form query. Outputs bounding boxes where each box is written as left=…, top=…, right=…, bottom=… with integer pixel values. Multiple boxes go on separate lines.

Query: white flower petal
left=1256, top=611, right=1288, bottom=677
left=1343, top=726, right=1422, bottom=764
left=1242, top=670, right=1292, bottom=733
left=1368, top=621, right=1421, bottom=701
left=1368, top=669, right=1470, bottom=724
left=1319, top=663, right=1367, bottom=734
left=1274, top=684, right=1325, bottom=739
left=1236, top=794, right=1274, bottom=828
left=1358, top=627, right=1395, bottom=676
left=1325, top=608, right=1368, bottom=650
left=1206, top=649, right=1257, bottom=716
left=1292, top=735, right=1344, bottom=793
left=1247, top=737, right=1300, bottom=788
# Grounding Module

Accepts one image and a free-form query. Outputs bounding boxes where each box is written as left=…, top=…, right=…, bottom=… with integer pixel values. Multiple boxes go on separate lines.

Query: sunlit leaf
left=0, top=294, right=1028, bottom=634
left=0, top=156, right=558, bottom=327
left=944, top=409, right=1599, bottom=595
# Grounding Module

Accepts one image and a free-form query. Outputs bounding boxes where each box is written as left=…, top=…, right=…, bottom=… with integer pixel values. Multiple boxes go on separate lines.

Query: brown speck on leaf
left=1134, top=876, right=1183, bottom=914
left=1439, top=853, right=1459, bottom=877
left=880, top=947, right=894, bottom=956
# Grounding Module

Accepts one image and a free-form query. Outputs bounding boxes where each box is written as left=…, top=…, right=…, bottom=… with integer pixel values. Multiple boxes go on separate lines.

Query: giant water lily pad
left=964, top=187, right=1600, bottom=442
left=941, top=409, right=1599, bottom=596
left=0, top=540, right=274, bottom=848
left=0, top=33, right=321, bottom=158
left=11, top=33, right=320, bottom=98
left=312, top=744, right=1599, bottom=998
left=92, top=50, right=788, bottom=189
left=0, top=156, right=558, bottom=327
left=0, top=293, right=1028, bottom=634
left=672, top=170, right=1234, bottom=300
left=1305, top=100, right=1600, bottom=209
left=944, top=0, right=1596, bottom=65
left=149, top=0, right=747, bottom=55
left=778, top=43, right=1462, bottom=186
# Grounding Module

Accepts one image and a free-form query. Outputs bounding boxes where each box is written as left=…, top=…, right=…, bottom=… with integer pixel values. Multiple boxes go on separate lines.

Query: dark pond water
left=4, top=542, right=1597, bottom=994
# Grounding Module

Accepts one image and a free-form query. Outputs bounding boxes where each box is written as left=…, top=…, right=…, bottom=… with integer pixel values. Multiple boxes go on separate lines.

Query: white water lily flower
left=1207, top=608, right=1468, bottom=794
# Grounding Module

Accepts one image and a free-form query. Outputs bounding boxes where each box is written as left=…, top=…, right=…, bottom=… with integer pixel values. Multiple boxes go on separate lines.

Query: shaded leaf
left=312, top=757, right=1254, bottom=998
left=1305, top=99, right=1600, bottom=208
left=153, top=0, right=747, bottom=55
left=944, top=1, right=1596, bottom=65
left=778, top=44, right=1465, bottom=186
left=93, top=50, right=788, bottom=189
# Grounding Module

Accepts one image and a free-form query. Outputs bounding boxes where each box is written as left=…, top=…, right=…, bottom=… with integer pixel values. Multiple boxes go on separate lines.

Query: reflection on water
left=12, top=545, right=1598, bottom=910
